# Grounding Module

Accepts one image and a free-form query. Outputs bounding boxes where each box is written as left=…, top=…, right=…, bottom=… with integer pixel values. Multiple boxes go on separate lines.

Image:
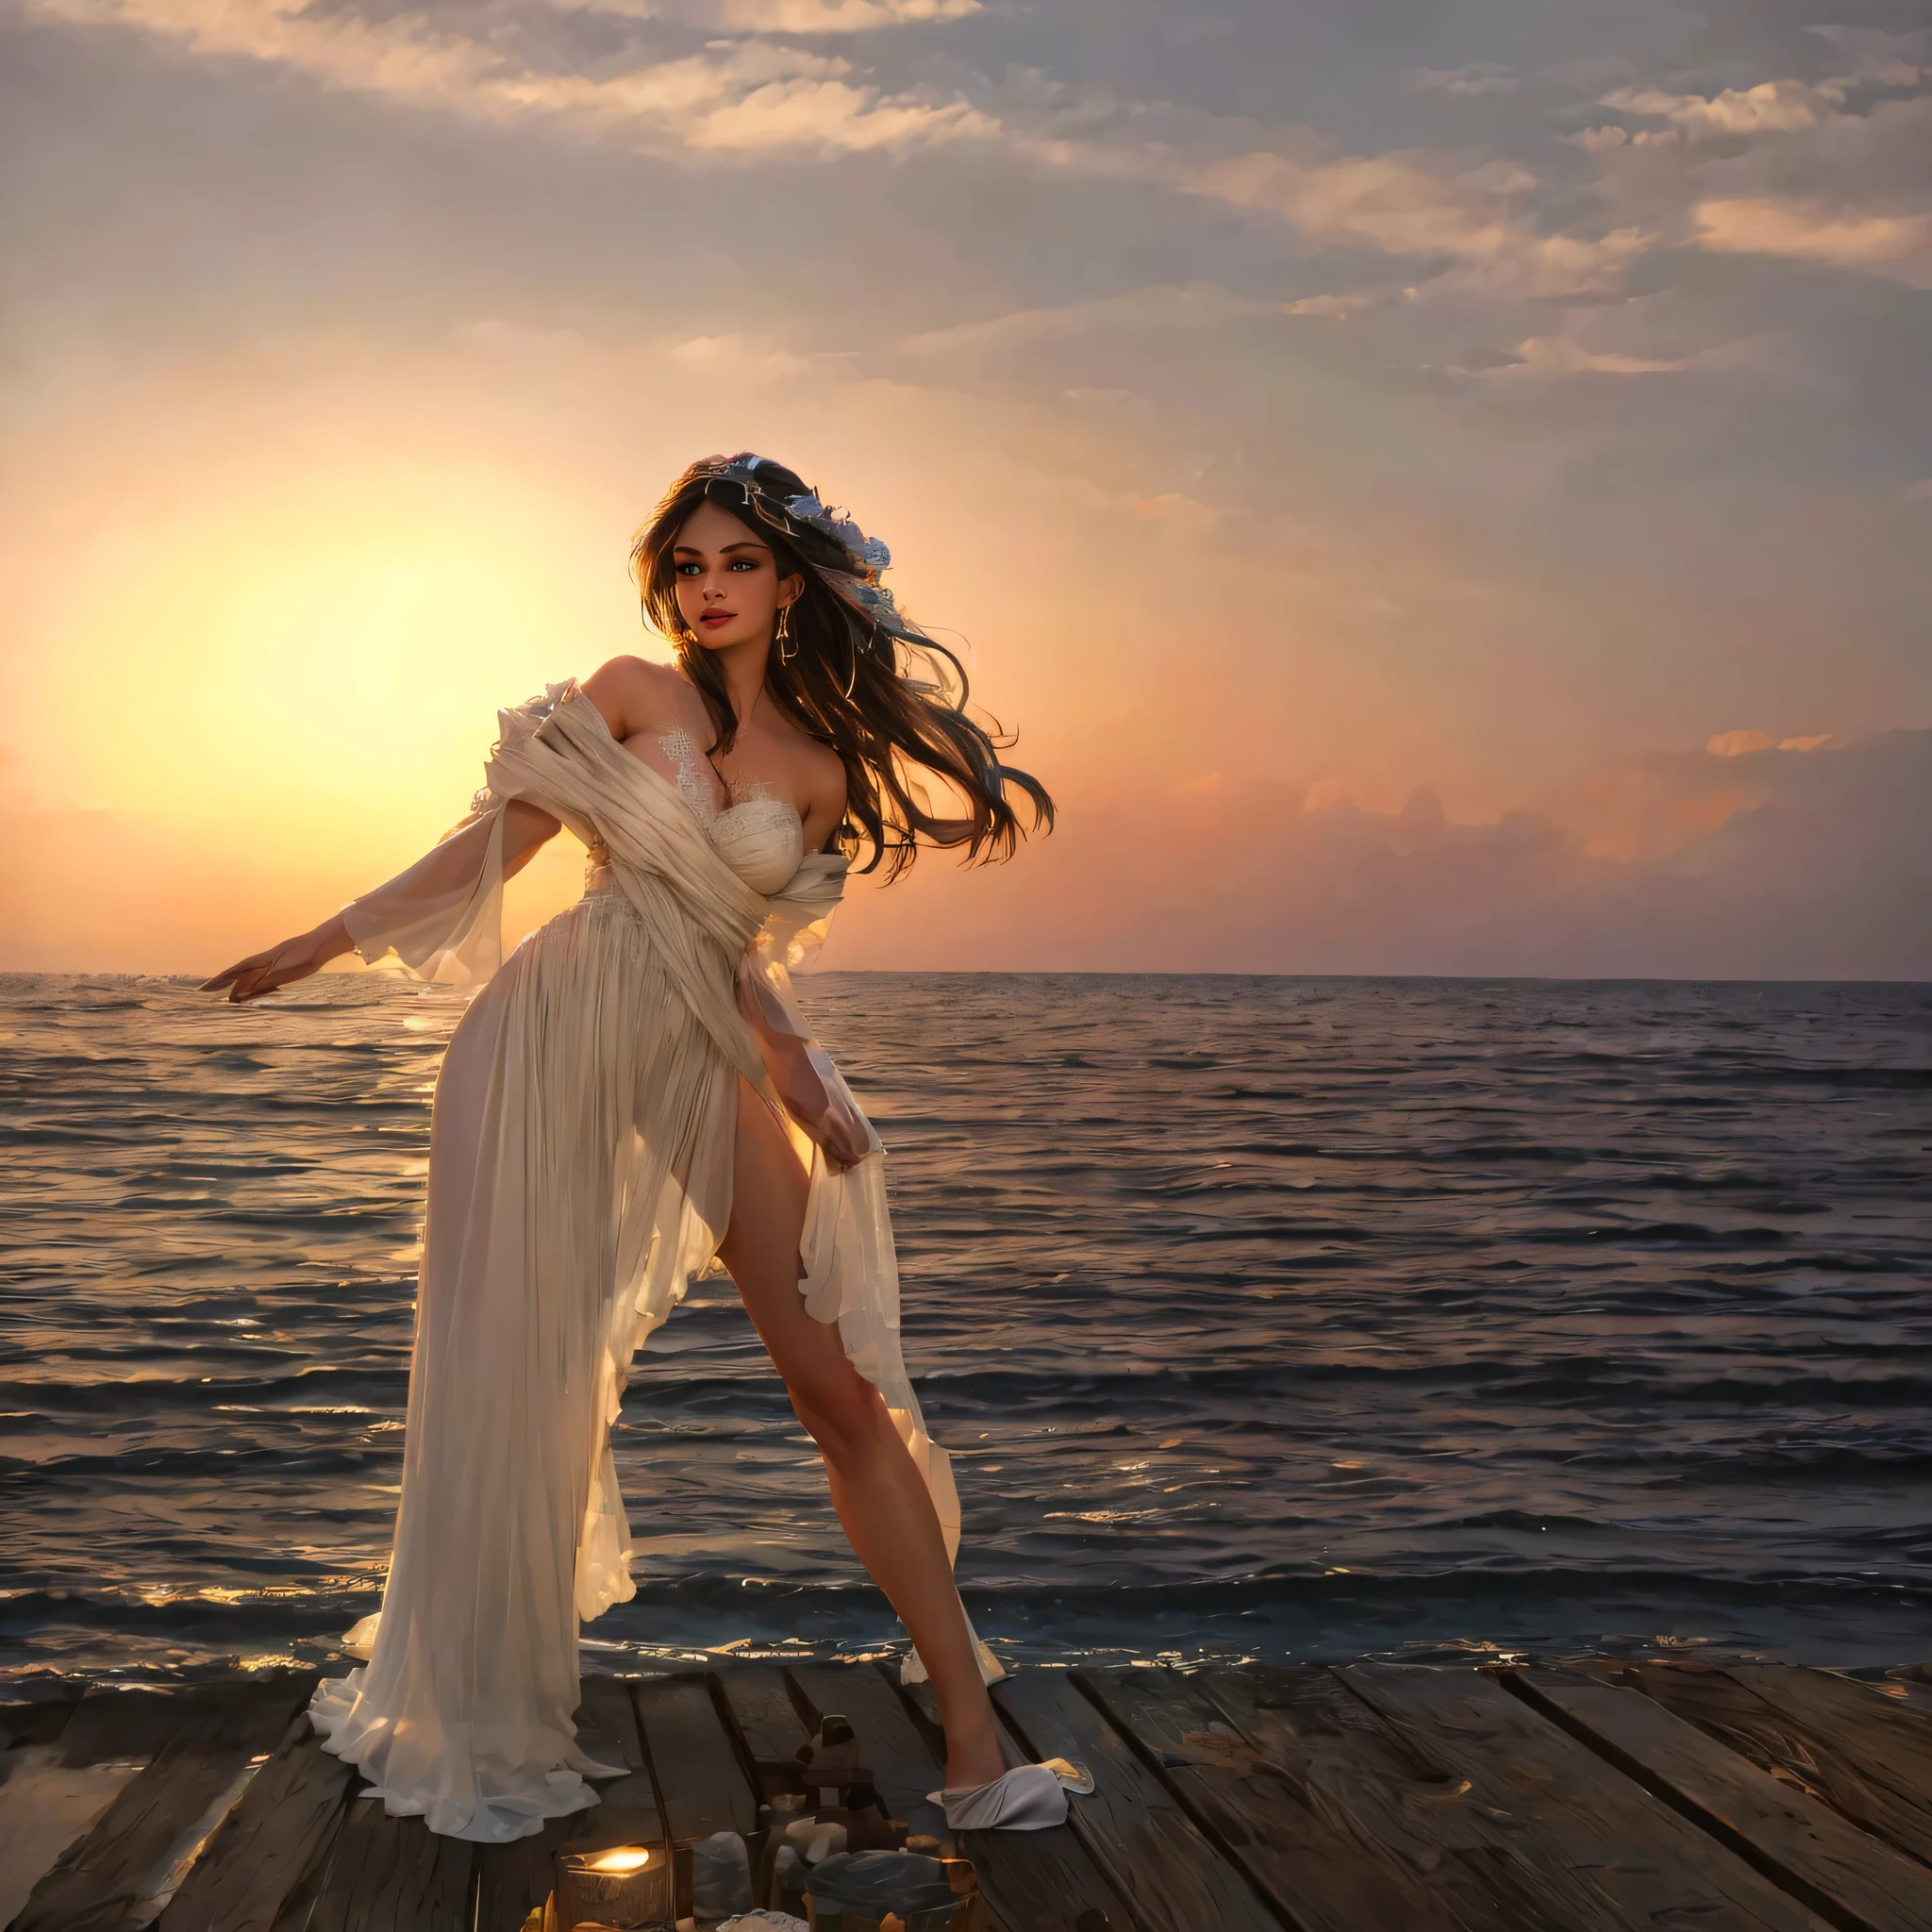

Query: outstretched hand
left=201, top=916, right=352, bottom=1004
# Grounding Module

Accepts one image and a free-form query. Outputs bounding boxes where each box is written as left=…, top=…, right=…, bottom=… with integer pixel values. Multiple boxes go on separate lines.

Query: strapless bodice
left=646, top=723, right=807, bottom=897
left=572, top=723, right=810, bottom=902
left=582, top=798, right=805, bottom=900
left=706, top=797, right=806, bottom=896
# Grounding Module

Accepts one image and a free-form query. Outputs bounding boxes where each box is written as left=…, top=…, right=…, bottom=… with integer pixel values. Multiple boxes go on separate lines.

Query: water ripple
left=2, top=969, right=1928, bottom=1684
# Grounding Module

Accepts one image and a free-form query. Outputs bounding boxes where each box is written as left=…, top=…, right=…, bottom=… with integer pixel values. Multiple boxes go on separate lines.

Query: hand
left=817, top=1097, right=873, bottom=1176
left=201, top=915, right=351, bottom=1004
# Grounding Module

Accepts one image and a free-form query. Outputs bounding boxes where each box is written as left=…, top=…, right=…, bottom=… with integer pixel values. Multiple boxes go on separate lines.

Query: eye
left=675, top=560, right=701, bottom=575
left=729, top=557, right=759, bottom=571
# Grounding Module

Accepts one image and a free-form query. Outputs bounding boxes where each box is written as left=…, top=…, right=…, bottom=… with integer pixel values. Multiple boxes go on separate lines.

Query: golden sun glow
left=33, top=461, right=614, bottom=863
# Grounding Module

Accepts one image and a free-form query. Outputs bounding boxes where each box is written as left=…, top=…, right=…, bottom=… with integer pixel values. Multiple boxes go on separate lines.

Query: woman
left=203, top=454, right=1079, bottom=1841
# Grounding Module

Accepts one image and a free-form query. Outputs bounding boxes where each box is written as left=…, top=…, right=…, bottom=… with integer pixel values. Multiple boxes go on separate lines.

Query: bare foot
left=942, top=1703, right=1006, bottom=1790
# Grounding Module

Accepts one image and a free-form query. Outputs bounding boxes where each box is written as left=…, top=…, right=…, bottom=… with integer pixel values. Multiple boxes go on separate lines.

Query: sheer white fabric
left=340, top=808, right=508, bottom=986
left=307, top=682, right=993, bottom=1843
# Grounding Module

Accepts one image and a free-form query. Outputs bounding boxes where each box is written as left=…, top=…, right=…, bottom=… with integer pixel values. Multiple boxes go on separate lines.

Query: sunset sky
left=2, top=0, right=1927, bottom=976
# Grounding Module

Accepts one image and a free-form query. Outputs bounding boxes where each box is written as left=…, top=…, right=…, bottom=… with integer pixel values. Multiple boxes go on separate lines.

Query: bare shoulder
left=583, top=653, right=680, bottom=704
left=798, top=730, right=846, bottom=786
left=581, top=654, right=692, bottom=740
left=794, top=729, right=848, bottom=815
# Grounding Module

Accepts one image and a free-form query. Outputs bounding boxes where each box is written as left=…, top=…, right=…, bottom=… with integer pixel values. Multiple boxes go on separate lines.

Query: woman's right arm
left=199, top=909, right=357, bottom=1005
left=201, top=798, right=560, bottom=1004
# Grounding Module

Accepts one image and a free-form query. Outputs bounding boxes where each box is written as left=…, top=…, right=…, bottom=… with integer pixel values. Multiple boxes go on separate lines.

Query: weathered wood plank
left=714, top=1667, right=813, bottom=1796
left=25, top=1660, right=1924, bottom=1932
left=472, top=1677, right=667, bottom=1932
left=991, top=1669, right=1279, bottom=1932
left=568, top=1675, right=666, bottom=1849
left=156, top=1714, right=357, bottom=1932
left=629, top=1674, right=757, bottom=1842
left=266, top=1794, right=475, bottom=1932
left=470, top=1814, right=578, bottom=1932
left=787, top=1664, right=952, bottom=1849
left=1, top=1680, right=204, bottom=1924
left=0, top=1751, right=149, bottom=1932
left=58, top=1690, right=208, bottom=1769
left=1863, top=1672, right=1932, bottom=1724
left=1613, top=1665, right=1932, bottom=1874
left=1727, top=1667, right=1932, bottom=1870
left=895, top=1671, right=1138, bottom=1932
left=1202, top=1665, right=1573, bottom=1932
left=1512, top=1667, right=1932, bottom=1932
left=1084, top=1666, right=1467, bottom=1932
left=14, top=1677, right=317, bottom=1932
left=1, top=1699, right=80, bottom=1752
left=1340, top=1662, right=1832, bottom=1931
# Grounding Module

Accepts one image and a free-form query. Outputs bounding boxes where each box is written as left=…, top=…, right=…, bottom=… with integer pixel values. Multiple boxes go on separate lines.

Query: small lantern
left=552, top=1844, right=675, bottom=1930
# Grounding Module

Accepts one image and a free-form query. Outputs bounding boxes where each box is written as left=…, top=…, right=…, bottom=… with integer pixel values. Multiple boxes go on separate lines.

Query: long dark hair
left=631, top=454, right=1054, bottom=879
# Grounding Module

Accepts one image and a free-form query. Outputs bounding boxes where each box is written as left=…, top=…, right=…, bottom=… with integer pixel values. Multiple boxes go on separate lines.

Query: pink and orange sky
left=1, top=1, right=1927, bottom=976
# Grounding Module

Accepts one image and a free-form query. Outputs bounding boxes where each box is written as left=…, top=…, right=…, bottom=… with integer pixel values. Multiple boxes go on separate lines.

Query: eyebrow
left=674, top=540, right=769, bottom=555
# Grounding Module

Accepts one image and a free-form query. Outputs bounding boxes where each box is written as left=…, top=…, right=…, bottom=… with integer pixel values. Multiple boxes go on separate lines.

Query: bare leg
left=717, top=1079, right=1005, bottom=1790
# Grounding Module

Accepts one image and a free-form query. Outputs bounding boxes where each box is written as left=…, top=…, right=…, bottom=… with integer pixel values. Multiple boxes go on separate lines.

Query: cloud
left=835, top=733, right=1932, bottom=978
left=98, top=5, right=1648, bottom=310
left=1599, top=79, right=1836, bottom=139
left=1705, top=728, right=1836, bottom=758
left=5, top=0, right=1931, bottom=980
left=682, top=75, right=992, bottom=150
left=42, top=0, right=1931, bottom=308
left=1569, top=59, right=1932, bottom=308
left=558, top=0, right=981, bottom=26
left=1180, top=146, right=1653, bottom=296
left=22, top=0, right=994, bottom=156
left=1473, top=307, right=1809, bottom=383
left=19, top=731, right=1924, bottom=980
left=899, top=281, right=1267, bottom=359
left=1409, top=63, right=1518, bottom=98
left=1692, top=197, right=1932, bottom=287
left=1482, top=334, right=1683, bottom=380
left=1803, top=25, right=1929, bottom=84
left=1280, top=290, right=1378, bottom=319
left=26, top=0, right=497, bottom=104
left=711, top=0, right=981, bottom=26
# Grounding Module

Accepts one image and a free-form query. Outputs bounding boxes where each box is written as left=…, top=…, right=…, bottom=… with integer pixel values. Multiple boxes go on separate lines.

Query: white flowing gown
left=306, top=682, right=995, bottom=1842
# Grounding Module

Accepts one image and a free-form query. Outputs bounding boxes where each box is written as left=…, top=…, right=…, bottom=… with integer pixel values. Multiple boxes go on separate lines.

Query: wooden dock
left=6, top=1658, right=1932, bottom=1930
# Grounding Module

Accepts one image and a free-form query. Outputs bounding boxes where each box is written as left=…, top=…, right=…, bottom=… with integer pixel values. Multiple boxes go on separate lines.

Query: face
left=671, top=499, right=803, bottom=655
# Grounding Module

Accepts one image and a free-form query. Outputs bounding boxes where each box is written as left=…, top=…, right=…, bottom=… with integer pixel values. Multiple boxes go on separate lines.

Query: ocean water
left=2, top=970, right=1928, bottom=1690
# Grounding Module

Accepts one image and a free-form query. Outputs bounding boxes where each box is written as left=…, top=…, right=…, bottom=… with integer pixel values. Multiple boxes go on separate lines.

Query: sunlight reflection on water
left=2, top=969, right=1929, bottom=1684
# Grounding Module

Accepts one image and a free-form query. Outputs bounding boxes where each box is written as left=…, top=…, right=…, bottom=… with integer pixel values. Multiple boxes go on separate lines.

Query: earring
left=777, top=603, right=796, bottom=663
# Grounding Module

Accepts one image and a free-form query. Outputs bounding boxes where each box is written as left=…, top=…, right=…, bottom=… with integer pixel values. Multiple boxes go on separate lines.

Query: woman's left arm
left=746, top=742, right=869, bottom=1169
left=741, top=963, right=874, bottom=1174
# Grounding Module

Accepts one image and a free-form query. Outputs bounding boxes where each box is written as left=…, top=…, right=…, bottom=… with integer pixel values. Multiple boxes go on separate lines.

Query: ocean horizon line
left=3, top=965, right=1929, bottom=990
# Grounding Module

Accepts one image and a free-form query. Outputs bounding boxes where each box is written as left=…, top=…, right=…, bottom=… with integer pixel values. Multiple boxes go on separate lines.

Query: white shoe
left=925, top=1758, right=1094, bottom=1830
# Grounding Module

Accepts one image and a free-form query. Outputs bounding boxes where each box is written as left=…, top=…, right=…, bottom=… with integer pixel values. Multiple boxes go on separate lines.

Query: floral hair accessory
left=778, top=489, right=892, bottom=573
left=699, top=453, right=919, bottom=653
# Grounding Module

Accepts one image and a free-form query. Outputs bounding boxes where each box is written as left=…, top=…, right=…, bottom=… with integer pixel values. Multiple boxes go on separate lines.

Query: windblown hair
left=631, top=454, right=1054, bottom=879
